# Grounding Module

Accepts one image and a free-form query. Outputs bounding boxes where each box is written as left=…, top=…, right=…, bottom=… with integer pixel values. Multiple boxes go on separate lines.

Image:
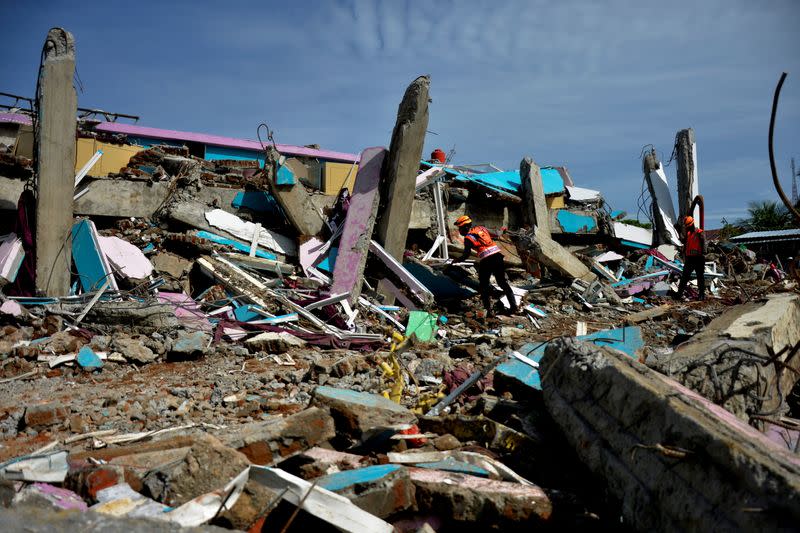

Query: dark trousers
left=478, top=253, right=516, bottom=311
left=677, top=255, right=706, bottom=300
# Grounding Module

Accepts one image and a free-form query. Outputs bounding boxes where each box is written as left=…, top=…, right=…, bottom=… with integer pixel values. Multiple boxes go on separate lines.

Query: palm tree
left=737, top=200, right=791, bottom=232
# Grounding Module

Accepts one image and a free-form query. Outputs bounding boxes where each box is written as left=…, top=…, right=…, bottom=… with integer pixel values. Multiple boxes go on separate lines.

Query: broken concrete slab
left=222, top=407, right=336, bottom=465
left=245, top=331, right=306, bottom=354
left=297, top=447, right=366, bottom=478
left=495, top=326, right=645, bottom=392
left=168, top=331, right=210, bottom=359
left=98, top=235, right=153, bottom=280
left=408, top=467, right=552, bottom=524
left=651, top=293, right=800, bottom=423
left=540, top=336, right=800, bottom=532
left=331, top=147, right=386, bottom=306
left=112, top=336, right=157, bottom=364
left=84, top=300, right=180, bottom=332
left=375, top=76, right=430, bottom=264
left=151, top=251, right=192, bottom=279
left=312, top=385, right=417, bottom=440
left=516, top=229, right=596, bottom=282
left=317, top=464, right=415, bottom=518
left=123, top=434, right=268, bottom=529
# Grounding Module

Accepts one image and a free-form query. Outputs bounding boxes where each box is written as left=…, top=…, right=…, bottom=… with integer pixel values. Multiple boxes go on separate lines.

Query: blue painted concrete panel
left=496, top=326, right=644, bottom=391
left=194, top=231, right=277, bottom=260
left=204, top=145, right=264, bottom=163
left=276, top=164, right=296, bottom=185
left=555, top=210, right=597, bottom=233
left=231, top=191, right=280, bottom=214
left=620, top=239, right=651, bottom=249
left=318, top=464, right=402, bottom=492
left=72, top=220, right=112, bottom=292
left=314, top=386, right=412, bottom=413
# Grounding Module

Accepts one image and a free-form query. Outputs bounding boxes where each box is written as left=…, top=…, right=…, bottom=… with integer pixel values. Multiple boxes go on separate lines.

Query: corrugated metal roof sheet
left=447, top=166, right=565, bottom=196
left=730, top=228, right=800, bottom=241
left=94, top=122, right=359, bottom=163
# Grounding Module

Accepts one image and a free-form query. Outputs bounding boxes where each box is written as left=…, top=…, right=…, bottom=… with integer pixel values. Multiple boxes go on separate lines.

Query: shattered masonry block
left=408, top=467, right=552, bottom=523
left=23, top=402, right=70, bottom=429
left=223, top=407, right=336, bottom=465
left=245, top=331, right=306, bottom=354
left=312, top=386, right=417, bottom=439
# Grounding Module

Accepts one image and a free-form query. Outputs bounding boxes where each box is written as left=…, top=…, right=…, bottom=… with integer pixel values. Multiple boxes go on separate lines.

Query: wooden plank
left=330, top=147, right=386, bottom=306
left=222, top=253, right=294, bottom=275
left=625, top=303, right=672, bottom=324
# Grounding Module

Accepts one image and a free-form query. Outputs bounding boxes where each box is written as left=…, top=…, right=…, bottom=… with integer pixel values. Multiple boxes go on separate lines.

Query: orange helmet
left=684, top=216, right=694, bottom=225
left=455, top=215, right=472, bottom=227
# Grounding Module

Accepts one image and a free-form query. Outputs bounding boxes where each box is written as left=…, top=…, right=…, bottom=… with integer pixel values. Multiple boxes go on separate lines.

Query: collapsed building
left=0, top=27, right=799, bottom=532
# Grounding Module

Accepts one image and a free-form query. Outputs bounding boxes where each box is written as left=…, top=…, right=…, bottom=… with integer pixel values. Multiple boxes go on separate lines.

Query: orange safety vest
left=685, top=229, right=704, bottom=256
left=465, top=226, right=501, bottom=259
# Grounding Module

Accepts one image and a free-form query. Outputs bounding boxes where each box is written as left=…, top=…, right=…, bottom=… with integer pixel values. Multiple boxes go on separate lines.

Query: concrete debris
left=540, top=336, right=800, bottom=532
left=1, top=36, right=799, bottom=530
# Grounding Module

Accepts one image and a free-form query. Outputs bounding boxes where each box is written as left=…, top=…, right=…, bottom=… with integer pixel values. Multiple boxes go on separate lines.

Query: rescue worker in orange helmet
left=674, top=215, right=707, bottom=301
left=451, top=215, right=518, bottom=317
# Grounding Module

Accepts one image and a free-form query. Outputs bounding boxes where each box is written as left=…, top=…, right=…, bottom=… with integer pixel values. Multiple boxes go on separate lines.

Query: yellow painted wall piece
left=75, top=138, right=144, bottom=176
left=546, top=195, right=565, bottom=209
left=322, top=162, right=359, bottom=195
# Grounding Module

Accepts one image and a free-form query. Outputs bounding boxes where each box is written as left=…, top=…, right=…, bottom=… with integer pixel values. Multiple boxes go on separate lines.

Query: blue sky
left=2, top=0, right=799, bottom=227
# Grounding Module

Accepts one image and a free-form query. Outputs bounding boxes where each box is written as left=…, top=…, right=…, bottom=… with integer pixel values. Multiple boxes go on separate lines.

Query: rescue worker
left=674, top=215, right=707, bottom=301
left=451, top=215, right=518, bottom=317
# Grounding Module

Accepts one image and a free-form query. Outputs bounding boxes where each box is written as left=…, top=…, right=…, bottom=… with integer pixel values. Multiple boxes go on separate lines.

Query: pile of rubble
left=1, top=31, right=800, bottom=531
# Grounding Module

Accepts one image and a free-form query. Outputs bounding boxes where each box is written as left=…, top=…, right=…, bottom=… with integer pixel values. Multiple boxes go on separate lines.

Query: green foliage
left=736, top=200, right=794, bottom=232
left=718, top=219, right=744, bottom=240
left=619, top=218, right=652, bottom=229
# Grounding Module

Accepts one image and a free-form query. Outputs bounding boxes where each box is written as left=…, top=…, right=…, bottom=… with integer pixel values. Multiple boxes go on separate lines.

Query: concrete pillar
left=520, top=157, right=550, bottom=236
left=35, top=28, right=77, bottom=296
left=675, top=128, right=699, bottom=222
left=375, top=75, right=430, bottom=262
